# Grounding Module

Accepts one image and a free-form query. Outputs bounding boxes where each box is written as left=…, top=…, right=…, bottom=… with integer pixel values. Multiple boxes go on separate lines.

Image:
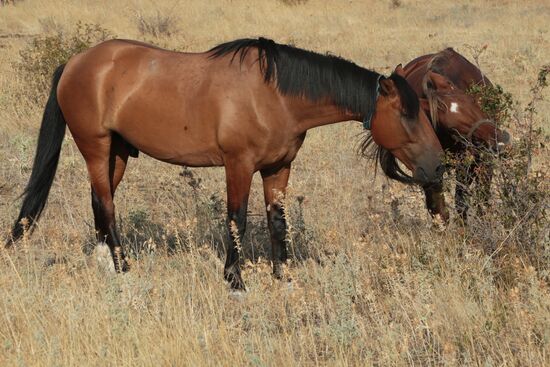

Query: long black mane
left=358, top=134, right=415, bottom=184
left=209, top=37, right=382, bottom=122
left=210, top=37, right=420, bottom=184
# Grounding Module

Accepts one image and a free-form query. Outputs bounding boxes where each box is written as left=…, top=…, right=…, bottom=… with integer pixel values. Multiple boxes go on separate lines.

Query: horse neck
left=288, top=97, right=360, bottom=133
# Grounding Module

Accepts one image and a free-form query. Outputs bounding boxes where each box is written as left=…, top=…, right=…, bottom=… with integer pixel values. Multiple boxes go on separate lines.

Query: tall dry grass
left=0, top=0, right=549, bottom=365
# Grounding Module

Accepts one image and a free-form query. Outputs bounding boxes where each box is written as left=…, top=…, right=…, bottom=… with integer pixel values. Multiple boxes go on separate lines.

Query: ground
left=0, top=1, right=549, bottom=365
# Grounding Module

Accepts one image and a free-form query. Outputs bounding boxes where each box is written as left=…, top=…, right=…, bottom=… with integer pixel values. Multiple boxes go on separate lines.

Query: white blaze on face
left=450, top=102, right=459, bottom=113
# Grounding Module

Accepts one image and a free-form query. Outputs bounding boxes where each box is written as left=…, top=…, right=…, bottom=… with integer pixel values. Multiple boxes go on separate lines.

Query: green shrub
left=14, top=22, right=113, bottom=104
left=467, top=83, right=514, bottom=124
left=464, top=65, right=549, bottom=281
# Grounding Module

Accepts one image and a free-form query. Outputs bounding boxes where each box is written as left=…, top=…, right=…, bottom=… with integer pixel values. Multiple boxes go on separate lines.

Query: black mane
left=209, top=37, right=382, bottom=121
left=358, top=133, right=415, bottom=185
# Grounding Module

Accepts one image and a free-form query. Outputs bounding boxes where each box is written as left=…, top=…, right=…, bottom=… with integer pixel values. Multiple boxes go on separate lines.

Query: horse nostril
left=414, top=164, right=444, bottom=186
left=414, top=167, right=429, bottom=183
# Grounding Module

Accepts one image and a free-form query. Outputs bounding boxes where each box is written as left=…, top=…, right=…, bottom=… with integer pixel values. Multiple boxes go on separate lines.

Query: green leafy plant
left=14, top=22, right=113, bottom=104
left=467, top=83, right=514, bottom=124
left=465, top=65, right=549, bottom=280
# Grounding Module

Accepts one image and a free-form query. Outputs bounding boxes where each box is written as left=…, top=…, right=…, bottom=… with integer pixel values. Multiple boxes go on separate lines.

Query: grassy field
left=0, top=0, right=549, bottom=365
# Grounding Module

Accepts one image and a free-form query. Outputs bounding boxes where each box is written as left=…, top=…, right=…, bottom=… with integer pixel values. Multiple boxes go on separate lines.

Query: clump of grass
left=390, top=0, right=402, bottom=9
left=277, top=0, right=308, bottom=6
left=37, top=16, right=64, bottom=34
left=134, top=10, right=178, bottom=38
left=14, top=22, right=113, bottom=104
left=285, top=194, right=322, bottom=263
left=0, top=0, right=21, bottom=6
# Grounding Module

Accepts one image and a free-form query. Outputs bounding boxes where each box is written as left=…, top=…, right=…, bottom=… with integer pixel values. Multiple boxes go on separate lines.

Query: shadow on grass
left=82, top=167, right=322, bottom=268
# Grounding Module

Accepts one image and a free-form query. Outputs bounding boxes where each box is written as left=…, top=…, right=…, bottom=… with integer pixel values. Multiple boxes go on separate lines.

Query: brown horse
left=7, top=38, right=443, bottom=289
left=369, top=48, right=510, bottom=222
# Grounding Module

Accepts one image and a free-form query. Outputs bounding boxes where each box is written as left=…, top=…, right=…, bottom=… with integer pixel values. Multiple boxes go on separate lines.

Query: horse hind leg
left=81, top=133, right=130, bottom=272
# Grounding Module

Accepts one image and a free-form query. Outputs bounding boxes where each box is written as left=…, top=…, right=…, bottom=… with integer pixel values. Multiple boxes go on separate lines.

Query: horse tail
left=6, top=64, right=67, bottom=246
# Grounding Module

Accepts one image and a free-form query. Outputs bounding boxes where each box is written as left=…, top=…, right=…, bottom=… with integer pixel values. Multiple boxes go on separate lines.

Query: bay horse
left=365, top=48, right=509, bottom=222
left=6, top=37, right=444, bottom=290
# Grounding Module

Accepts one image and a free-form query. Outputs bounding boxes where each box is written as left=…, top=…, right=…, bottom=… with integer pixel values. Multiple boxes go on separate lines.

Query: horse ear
left=394, top=64, right=405, bottom=77
left=379, top=78, right=397, bottom=97
left=424, top=71, right=455, bottom=93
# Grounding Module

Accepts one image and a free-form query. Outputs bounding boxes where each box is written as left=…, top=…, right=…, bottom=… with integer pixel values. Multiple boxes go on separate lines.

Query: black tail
left=6, top=64, right=67, bottom=246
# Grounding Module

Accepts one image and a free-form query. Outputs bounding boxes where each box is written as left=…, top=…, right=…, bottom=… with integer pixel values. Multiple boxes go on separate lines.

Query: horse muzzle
left=413, top=161, right=445, bottom=187
left=496, top=130, right=511, bottom=147
left=467, top=119, right=511, bottom=149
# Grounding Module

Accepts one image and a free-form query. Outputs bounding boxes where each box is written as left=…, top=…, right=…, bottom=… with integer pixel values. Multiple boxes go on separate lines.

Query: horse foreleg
left=223, top=159, right=254, bottom=290
left=423, top=182, right=449, bottom=224
left=260, top=163, right=291, bottom=280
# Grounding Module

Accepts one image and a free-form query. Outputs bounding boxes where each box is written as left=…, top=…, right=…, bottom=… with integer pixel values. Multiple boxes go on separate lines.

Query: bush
left=0, top=0, right=21, bottom=6
left=134, top=11, right=178, bottom=38
left=14, top=22, right=113, bottom=104
left=467, top=83, right=514, bottom=124
left=462, top=65, right=549, bottom=282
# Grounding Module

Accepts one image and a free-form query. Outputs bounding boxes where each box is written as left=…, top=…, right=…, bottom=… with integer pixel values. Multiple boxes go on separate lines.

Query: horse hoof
left=119, top=259, right=130, bottom=273
left=228, top=289, right=247, bottom=301
left=273, top=263, right=284, bottom=280
left=224, top=269, right=246, bottom=291
left=111, top=245, right=130, bottom=274
left=432, top=214, right=447, bottom=232
left=273, top=263, right=292, bottom=283
left=112, top=262, right=129, bottom=274
left=4, top=238, right=14, bottom=249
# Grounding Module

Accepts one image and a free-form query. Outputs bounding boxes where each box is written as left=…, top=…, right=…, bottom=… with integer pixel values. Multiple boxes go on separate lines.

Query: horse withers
left=7, top=38, right=443, bottom=289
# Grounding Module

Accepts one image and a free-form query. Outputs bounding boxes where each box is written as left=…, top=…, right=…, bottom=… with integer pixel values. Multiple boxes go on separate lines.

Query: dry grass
left=0, top=0, right=549, bottom=365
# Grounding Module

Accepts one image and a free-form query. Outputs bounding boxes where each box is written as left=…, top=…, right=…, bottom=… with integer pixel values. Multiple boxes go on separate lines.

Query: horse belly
left=112, top=94, right=223, bottom=167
